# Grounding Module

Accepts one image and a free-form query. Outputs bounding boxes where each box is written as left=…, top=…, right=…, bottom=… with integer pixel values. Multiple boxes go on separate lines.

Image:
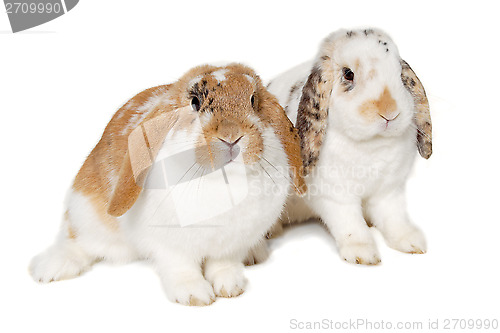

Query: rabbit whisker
left=409, top=123, right=432, bottom=140
left=258, top=161, right=277, bottom=187
left=261, top=156, right=299, bottom=193
left=145, top=161, right=199, bottom=225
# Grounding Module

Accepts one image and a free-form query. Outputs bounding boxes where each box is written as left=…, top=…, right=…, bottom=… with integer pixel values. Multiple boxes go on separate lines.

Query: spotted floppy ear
left=295, top=56, right=335, bottom=175
left=107, top=111, right=179, bottom=216
left=400, top=60, right=433, bottom=159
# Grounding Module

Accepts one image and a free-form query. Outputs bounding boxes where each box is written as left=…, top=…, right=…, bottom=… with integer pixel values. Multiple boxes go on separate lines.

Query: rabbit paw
left=205, top=263, right=247, bottom=298
left=170, top=278, right=216, bottom=306
left=386, top=226, right=427, bottom=254
left=29, top=245, right=92, bottom=283
left=212, top=270, right=247, bottom=298
left=339, top=241, right=381, bottom=265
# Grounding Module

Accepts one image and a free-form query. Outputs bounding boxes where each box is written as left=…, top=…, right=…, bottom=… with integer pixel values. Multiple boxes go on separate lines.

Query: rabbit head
left=296, top=28, right=432, bottom=174
left=106, top=63, right=306, bottom=216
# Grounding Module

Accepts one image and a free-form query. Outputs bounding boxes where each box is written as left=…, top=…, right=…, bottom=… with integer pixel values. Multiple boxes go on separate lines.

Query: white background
left=1, top=1, right=499, bottom=332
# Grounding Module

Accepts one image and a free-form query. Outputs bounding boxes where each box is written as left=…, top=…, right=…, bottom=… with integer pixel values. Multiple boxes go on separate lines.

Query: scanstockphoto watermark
left=289, top=318, right=499, bottom=331
left=247, top=164, right=377, bottom=198
left=290, top=318, right=424, bottom=331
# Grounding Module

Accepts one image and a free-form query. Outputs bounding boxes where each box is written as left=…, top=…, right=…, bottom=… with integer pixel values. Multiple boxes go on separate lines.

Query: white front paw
left=206, top=264, right=247, bottom=298
left=386, top=226, right=427, bottom=254
left=338, top=241, right=381, bottom=265
left=29, top=245, right=92, bottom=283
left=168, top=278, right=216, bottom=306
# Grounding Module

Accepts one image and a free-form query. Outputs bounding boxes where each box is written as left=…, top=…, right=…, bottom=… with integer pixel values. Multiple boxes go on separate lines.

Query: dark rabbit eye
left=343, top=68, right=354, bottom=81
left=250, top=95, right=255, bottom=107
left=191, top=96, right=201, bottom=112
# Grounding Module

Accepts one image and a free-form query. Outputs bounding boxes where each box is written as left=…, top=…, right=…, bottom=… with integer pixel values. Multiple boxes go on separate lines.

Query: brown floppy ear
left=258, top=88, right=307, bottom=196
left=107, top=111, right=179, bottom=216
left=400, top=59, right=433, bottom=159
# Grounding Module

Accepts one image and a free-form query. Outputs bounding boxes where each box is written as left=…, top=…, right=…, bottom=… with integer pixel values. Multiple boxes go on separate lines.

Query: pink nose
left=218, top=136, right=243, bottom=160
left=218, top=136, right=243, bottom=147
left=378, top=113, right=400, bottom=123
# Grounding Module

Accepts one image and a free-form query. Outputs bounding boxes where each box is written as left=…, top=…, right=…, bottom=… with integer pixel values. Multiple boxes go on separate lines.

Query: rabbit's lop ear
left=259, top=89, right=307, bottom=195
left=107, top=112, right=178, bottom=216
left=400, top=60, right=433, bottom=159
left=296, top=58, right=335, bottom=175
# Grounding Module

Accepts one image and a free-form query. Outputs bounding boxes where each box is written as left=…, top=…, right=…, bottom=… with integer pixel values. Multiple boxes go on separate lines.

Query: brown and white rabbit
left=30, top=63, right=306, bottom=305
left=268, top=28, right=432, bottom=265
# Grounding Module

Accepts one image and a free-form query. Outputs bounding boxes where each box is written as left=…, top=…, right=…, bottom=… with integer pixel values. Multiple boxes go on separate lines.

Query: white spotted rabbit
left=268, top=28, right=432, bottom=265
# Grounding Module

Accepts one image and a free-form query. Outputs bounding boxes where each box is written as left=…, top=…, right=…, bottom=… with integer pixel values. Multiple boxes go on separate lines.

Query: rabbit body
left=30, top=64, right=305, bottom=305
left=268, top=29, right=432, bottom=264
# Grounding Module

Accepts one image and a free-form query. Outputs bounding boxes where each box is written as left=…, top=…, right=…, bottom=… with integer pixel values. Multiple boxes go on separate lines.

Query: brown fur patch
left=219, top=64, right=306, bottom=194
left=186, top=71, right=266, bottom=168
left=400, top=60, right=432, bottom=159
left=256, top=79, right=307, bottom=194
left=359, top=86, right=397, bottom=120
left=65, top=210, right=77, bottom=239
left=198, top=116, right=264, bottom=168
left=74, top=84, right=173, bottom=220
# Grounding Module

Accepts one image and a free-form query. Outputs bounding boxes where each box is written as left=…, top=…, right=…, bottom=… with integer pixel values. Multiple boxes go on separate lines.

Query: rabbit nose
left=218, top=136, right=243, bottom=147
left=378, top=113, right=400, bottom=122
left=218, top=136, right=243, bottom=160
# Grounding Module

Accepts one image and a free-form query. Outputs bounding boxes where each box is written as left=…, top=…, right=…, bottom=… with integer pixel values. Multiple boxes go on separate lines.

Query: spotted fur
left=401, top=60, right=433, bottom=159
left=296, top=64, right=333, bottom=174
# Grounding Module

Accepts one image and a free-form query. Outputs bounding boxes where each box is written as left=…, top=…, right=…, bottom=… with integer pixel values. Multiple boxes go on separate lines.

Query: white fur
left=120, top=94, right=169, bottom=135
left=244, top=74, right=255, bottom=84
left=268, top=28, right=427, bottom=264
left=269, top=61, right=312, bottom=120
left=211, top=69, right=228, bottom=82
left=30, top=123, right=291, bottom=305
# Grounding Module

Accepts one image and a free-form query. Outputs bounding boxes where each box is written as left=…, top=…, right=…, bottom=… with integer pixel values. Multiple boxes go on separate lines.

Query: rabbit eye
left=343, top=68, right=354, bottom=81
left=250, top=95, right=255, bottom=107
left=191, top=96, right=201, bottom=112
